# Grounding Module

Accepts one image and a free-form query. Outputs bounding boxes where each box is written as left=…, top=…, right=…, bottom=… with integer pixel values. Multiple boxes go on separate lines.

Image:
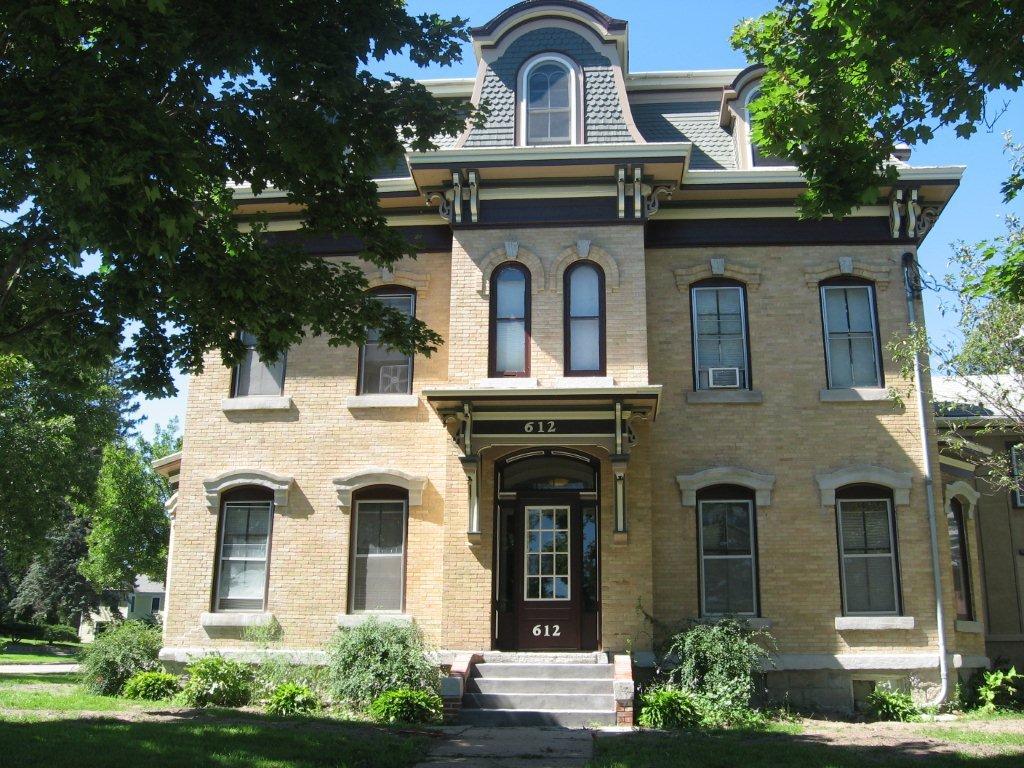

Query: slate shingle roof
left=630, top=101, right=737, bottom=170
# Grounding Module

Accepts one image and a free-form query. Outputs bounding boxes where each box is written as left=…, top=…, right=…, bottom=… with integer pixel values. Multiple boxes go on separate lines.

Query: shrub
left=977, top=666, right=1022, bottom=713
left=122, top=671, right=180, bottom=701
left=326, top=618, right=439, bottom=708
left=1, top=622, right=45, bottom=642
left=368, top=689, right=443, bottom=725
left=179, top=655, right=254, bottom=708
left=80, top=620, right=162, bottom=695
left=265, top=682, right=321, bottom=716
left=867, top=686, right=920, bottom=722
left=637, top=687, right=703, bottom=729
left=43, top=624, right=80, bottom=644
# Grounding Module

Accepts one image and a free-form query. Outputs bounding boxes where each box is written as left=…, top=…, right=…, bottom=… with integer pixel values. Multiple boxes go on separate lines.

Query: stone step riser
left=472, top=663, right=614, bottom=680
left=459, top=708, right=618, bottom=728
left=464, top=692, right=615, bottom=711
left=466, top=677, right=612, bottom=695
left=478, top=651, right=607, bottom=665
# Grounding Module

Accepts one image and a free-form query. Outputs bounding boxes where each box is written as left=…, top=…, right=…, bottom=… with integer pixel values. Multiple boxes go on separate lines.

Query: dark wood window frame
left=695, top=484, right=761, bottom=618
left=835, top=484, right=903, bottom=616
left=356, top=285, right=417, bottom=396
left=563, top=260, right=606, bottom=377
left=947, top=496, right=974, bottom=622
left=211, top=485, right=275, bottom=613
left=347, top=485, right=410, bottom=615
left=689, top=277, right=753, bottom=391
left=819, top=277, right=885, bottom=390
left=489, top=262, right=532, bottom=378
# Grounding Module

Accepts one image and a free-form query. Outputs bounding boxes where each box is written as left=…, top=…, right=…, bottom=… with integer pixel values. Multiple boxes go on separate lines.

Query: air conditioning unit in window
left=708, top=367, right=741, bottom=389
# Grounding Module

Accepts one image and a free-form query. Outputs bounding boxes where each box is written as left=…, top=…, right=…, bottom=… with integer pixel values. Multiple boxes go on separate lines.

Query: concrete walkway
left=415, top=726, right=596, bottom=768
left=0, top=663, right=80, bottom=675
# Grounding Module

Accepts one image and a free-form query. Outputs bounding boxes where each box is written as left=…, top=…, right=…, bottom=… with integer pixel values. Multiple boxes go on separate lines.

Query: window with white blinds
left=565, top=262, right=604, bottom=374
left=699, top=499, right=757, bottom=616
left=691, top=285, right=749, bottom=389
left=491, top=264, right=530, bottom=376
left=216, top=500, right=272, bottom=611
left=350, top=500, right=406, bottom=612
left=838, top=497, right=900, bottom=615
left=821, top=284, right=881, bottom=389
left=233, top=332, right=286, bottom=397
left=360, top=292, right=415, bottom=395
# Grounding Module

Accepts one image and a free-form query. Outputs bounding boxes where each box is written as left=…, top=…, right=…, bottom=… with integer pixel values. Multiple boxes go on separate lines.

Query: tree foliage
left=0, top=1, right=471, bottom=396
left=733, top=1, right=1024, bottom=220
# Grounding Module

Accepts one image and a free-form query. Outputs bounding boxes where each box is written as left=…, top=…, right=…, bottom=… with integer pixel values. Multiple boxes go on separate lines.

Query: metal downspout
left=902, top=251, right=949, bottom=706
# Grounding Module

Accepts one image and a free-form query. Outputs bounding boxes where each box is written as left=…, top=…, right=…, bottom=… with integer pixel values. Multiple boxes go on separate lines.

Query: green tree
left=0, top=1, right=471, bottom=397
left=0, top=355, right=130, bottom=567
left=79, top=439, right=171, bottom=591
left=732, top=2, right=1024, bottom=222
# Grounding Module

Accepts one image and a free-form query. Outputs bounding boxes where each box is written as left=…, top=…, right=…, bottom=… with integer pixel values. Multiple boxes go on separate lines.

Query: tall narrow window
left=745, top=89, right=790, bottom=168
left=821, top=280, right=882, bottom=389
left=233, top=332, right=286, bottom=397
left=490, top=263, right=530, bottom=377
left=525, top=60, right=573, bottom=146
left=359, top=289, right=415, bottom=395
left=947, top=497, right=974, bottom=621
left=698, top=487, right=758, bottom=616
left=1012, top=444, right=1023, bottom=508
left=564, top=262, right=605, bottom=375
left=350, top=494, right=407, bottom=612
left=691, top=282, right=749, bottom=389
left=215, top=488, right=273, bottom=611
left=837, top=488, right=900, bottom=615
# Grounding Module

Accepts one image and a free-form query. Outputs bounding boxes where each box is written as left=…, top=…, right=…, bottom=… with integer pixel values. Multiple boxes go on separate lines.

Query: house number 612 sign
left=532, top=624, right=561, bottom=637
left=523, top=421, right=556, bottom=433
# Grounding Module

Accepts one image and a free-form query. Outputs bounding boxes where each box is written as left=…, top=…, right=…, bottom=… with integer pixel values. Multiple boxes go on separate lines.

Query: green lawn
left=590, top=726, right=1024, bottom=768
left=922, top=725, right=1024, bottom=750
left=0, top=673, right=161, bottom=713
left=0, top=636, right=82, bottom=665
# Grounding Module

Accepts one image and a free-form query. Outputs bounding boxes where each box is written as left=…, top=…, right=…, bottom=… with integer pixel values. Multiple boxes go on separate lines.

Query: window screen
left=360, top=293, right=415, bottom=394
left=699, top=500, right=757, bottom=615
left=838, top=498, right=899, bottom=614
left=351, top=501, right=406, bottom=612
left=234, top=332, right=286, bottom=397
left=822, top=285, right=881, bottom=388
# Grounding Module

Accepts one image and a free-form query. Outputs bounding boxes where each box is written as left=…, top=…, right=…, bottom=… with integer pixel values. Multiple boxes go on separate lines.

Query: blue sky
left=134, top=0, right=1023, bottom=437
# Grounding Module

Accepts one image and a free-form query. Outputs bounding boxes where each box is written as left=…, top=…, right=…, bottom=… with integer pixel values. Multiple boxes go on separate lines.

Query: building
left=158, top=1, right=983, bottom=717
left=78, top=577, right=166, bottom=642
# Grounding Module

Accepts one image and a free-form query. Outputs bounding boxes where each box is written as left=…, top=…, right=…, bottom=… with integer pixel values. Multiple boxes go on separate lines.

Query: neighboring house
left=157, top=2, right=979, bottom=716
left=933, top=375, right=1024, bottom=669
left=78, top=577, right=166, bottom=642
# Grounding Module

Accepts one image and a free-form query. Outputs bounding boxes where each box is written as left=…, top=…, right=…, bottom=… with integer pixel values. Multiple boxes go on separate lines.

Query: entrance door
left=515, top=503, right=580, bottom=650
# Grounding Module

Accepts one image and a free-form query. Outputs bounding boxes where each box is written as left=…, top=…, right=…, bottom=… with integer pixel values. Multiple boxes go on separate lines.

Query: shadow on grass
left=0, top=711, right=431, bottom=768
left=592, top=726, right=1024, bottom=768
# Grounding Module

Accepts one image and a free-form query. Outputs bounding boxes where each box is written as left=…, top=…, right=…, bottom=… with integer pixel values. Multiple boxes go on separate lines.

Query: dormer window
left=744, top=88, right=789, bottom=168
left=519, top=54, right=579, bottom=146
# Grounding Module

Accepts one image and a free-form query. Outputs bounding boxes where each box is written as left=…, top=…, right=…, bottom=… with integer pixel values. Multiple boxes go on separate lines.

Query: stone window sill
left=835, top=616, right=915, bottom=631
left=345, top=394, right=419, bottom=409
left=335, top=613, right=412, bottom=628
left=200, top=611, right=275, bottom=629
left=686, top=389, right=764, bottom=405
left=819, top=388, right=890, bottom=403
left=222, top=396, right=293, bottom=412
left=955, top=619, right=983, bottom=634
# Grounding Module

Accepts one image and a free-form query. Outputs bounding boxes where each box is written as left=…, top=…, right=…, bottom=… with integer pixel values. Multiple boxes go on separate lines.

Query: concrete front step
left=464, top=692, right=616, bottom=711
left=459, top=707, right=618, bottom=728
left=473, top=662, right=614, bottom=680
left=478, top=651, right=608, bottom=664
left=467, top=676, right=613, bottom=695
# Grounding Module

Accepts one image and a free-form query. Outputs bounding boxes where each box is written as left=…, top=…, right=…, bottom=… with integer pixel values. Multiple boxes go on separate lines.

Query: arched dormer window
left=359, top=286, right=416, bottom=395
left=489, top=262, right=531, bottom=377
left=519, top=54, right=579, bottom=146
left=564, top=261, right=605, bottom=375
left=743, top=88, right=789, bottom=168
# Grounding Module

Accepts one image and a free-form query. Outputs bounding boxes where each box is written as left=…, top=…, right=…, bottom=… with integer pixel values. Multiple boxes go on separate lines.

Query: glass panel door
left=524, top=506, right=571, bottom=601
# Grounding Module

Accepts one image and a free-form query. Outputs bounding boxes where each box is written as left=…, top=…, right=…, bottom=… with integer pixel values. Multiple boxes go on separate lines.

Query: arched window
left=690, top=279, right=749, bottom=390
left=349, top=485, right=408, bottom=613
left=820, top=277, right=882, bottom=389
left=744, top=88, right=789, bottom=168
left=522, top=56, right=576, bottom=146
left=564, top=262, right=605, bottom=375
left=214, top=486, right=274, bottom=612
left=947, top=497, right=973, bottom=621
left=359, top=287, right=416, bottom=395
left=489, top=263, right=530, bottom=377
left=836, top=484, right=901, bottom=616
left=697, top=484, right=759, bottom=617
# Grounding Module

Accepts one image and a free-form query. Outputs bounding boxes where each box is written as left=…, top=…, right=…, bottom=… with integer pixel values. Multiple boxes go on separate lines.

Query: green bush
left=977, top=666, right=1022, bottom=713
left=867, top=686, right=920, bottom=722
left=122, top=671, right=180, bottom=700
left=1, top=622, right=45, bottom=641
left=179, top=655, right=254, bottom=708
left=43, top=624, right=80, bottom=644
left=326, top=618, right=439, bottom=708
left=80, top=620, right=162, bottom=695
left=637, top=687, right=703, bottom=729
left=368, top=689, right=443, bottom=724
left=265, top=682, right=320, bottom=716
